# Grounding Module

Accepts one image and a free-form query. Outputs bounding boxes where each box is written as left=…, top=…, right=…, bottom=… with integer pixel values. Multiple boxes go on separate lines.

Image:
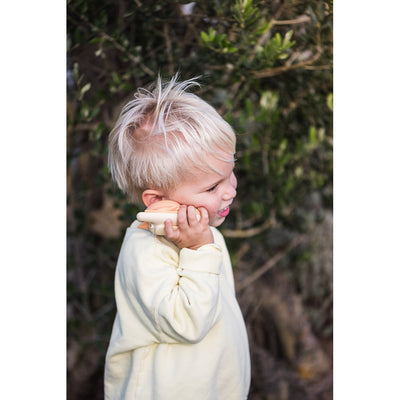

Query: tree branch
left=97, top=30, right=155, bottom=77
left=253, top=46, right=322, bottom=78
left=163, top=23, right=174, bottom=75
left=68, top=13, right=155, bottom=77
left=221, top=214, right=276, bottom=238
left=236, top=234, right=305, bottom=292
left=271, top=15, right=311, bottom=26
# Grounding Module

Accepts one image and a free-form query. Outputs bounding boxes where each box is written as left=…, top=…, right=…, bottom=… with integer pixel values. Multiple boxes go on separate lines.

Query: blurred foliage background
left=67, top=0, right=333, bottom=399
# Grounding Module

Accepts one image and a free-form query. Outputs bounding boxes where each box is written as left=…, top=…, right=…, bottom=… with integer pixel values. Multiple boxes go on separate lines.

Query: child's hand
left=164, top=205, right=214, bottom=250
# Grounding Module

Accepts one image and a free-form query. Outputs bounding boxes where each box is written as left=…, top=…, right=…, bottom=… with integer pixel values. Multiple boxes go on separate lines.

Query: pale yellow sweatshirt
left=105, top=221, right=251, bottom=399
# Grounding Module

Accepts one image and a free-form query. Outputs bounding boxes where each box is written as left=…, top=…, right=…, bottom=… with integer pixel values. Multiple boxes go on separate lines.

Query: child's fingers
left=177, top=205, right=188, bottom=229
left=198, top=207, right=209, bottom=225
left=165, top=218, right=179, bottom=238
left=164, top=218, right=175, bottom=237
left=187, top=206, right=198, bottom=225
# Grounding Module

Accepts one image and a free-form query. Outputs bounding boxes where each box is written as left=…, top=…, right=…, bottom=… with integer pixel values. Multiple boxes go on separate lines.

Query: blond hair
left=108, top=76, right=236, bottom=204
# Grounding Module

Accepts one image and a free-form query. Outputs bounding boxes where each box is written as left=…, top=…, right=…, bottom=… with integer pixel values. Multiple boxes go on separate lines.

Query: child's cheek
left=209, top=208, right=222, bottom=225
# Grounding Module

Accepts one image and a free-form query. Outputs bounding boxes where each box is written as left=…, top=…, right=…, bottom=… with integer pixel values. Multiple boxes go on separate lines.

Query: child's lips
left=217, top=206, right=230, bottom=218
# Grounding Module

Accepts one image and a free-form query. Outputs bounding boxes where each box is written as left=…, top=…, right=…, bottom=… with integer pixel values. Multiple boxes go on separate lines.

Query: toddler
left=105, top=76, right=251, bottom=399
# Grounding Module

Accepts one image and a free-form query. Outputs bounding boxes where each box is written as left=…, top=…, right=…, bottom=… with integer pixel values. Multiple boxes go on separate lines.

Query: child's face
left=165, top=154, right=237, bottom=227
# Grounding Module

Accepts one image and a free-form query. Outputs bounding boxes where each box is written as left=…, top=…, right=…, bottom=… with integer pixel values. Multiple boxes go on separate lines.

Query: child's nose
left=224, top=172, right=237, bottom=200
left=231, top=172, right=237, bottom=190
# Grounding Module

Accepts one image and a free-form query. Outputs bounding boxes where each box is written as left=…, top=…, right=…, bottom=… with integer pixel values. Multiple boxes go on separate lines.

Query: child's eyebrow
left=203, top=168, right=234, bottom=191
left=204, top=178, right=223, bottom=191
left=199, top=161, right=235, bottom=191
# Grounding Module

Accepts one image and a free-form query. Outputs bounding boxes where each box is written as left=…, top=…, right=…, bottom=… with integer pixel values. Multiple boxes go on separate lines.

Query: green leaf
left=255, top=19, right=270, bottom=35
left=326, top=93, right=333, bottom=111
left=317, top=127, right=325, bottom=141
left=283, top=30, right=294, bottom=47
left=209, top=27, right=216, bottom=40
left=223, top=46, right=238, bottom=53
left=277, top=139, right=288, bottom=156
left=274, top=33, right=282, bottom=46
left=260, top=91, right=279, bottom=112
left=79, top=83, right=91, bottom=100
left=200, top=31, right=209, bottom=42
left=294, top=166, right=303, bottom=178
left=309, top=126, right=317, bottom=145
left=245, top=98, right=254, bottom=116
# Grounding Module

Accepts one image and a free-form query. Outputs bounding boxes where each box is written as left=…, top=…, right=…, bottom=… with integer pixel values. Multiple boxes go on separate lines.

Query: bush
left=67, top=1, right=333, bottom=398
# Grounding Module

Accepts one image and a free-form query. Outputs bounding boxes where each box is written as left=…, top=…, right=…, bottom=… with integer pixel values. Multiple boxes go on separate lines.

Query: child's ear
left=142, top=189, right=166, bottom=207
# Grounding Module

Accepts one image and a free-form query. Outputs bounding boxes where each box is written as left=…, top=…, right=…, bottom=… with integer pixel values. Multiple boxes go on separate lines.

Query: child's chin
left=210, top=216, right=225, bottom=227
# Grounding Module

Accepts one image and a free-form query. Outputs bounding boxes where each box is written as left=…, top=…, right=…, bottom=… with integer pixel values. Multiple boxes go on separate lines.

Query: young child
left=105, top=76, right=251, bottom=399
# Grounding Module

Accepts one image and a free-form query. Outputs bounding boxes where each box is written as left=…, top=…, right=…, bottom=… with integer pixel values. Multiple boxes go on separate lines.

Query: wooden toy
left=137, top=200, right=200, bottom=235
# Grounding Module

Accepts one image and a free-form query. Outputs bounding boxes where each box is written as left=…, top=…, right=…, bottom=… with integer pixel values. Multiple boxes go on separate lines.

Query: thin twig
left=303, top=64, right=332, bottom=71
left=248, top=28, right=271, bottom=63
left=253, top=46, right=322, bottom=78
left=253, top=15, right=324, bottom=79
left=68, top=13, right=155, bottom=77
left=163, top=23, right=174, bottom=75
left=271, top=15, right=311, bottom=26
left=221, top=214, right=276, bottom=238
left=98, top=30, right=155, bottom=77
left=236, top=234, right=305, bottom=292
left=248, top=8, right=303, bottom=63
left=248, top=14, right=311, bottom=65
left=282, top=89, right=308, bottom=116
left=218, top=75, right=245, bottom=115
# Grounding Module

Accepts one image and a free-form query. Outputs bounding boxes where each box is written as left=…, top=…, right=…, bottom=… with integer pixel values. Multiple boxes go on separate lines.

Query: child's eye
left=206, top=184, right=218, bottom=192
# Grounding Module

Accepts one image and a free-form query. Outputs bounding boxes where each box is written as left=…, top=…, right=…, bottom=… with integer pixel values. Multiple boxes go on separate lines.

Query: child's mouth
left=217, top=206, right=230, bottom=218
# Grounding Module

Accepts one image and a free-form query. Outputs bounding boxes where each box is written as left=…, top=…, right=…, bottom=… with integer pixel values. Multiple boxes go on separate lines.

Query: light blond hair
left=108, top=75, right=236, bottom=204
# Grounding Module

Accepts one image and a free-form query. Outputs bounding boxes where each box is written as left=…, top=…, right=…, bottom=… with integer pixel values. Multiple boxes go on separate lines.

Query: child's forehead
left=185, top=152, right=235, bottom=178
left=197, top=149, right=234, bottom=164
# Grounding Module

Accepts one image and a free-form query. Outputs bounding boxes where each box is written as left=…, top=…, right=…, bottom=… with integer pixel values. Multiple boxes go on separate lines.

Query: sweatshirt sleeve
left=117, top=229, right=223, bottom=345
